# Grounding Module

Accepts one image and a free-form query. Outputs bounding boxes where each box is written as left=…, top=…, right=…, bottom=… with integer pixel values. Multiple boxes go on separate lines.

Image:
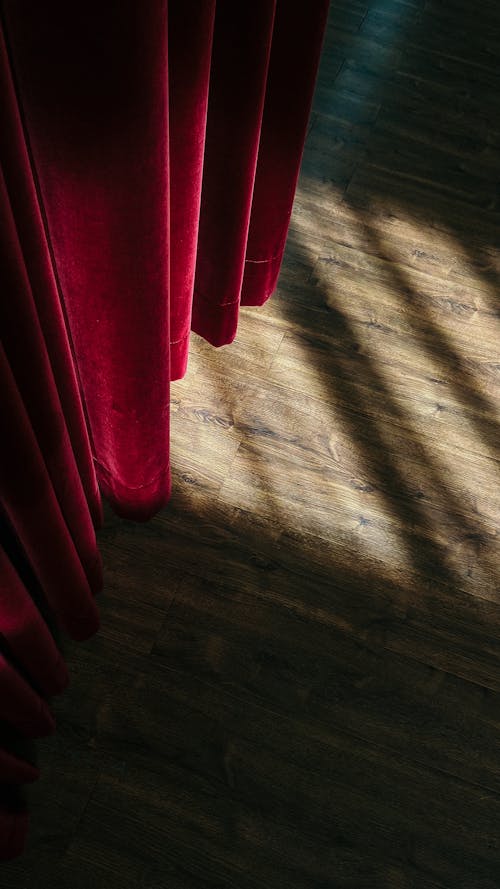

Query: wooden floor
left=5, top=0, right=500, bottom=885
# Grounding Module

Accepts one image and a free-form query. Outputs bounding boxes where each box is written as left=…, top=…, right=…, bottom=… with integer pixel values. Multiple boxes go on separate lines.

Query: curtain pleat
left=0, top=749, right=39, bottom=785
left=0, top=546, right=69, bottom=697
left=241, top=0, right=331, bottom=306
left=0, top=802, right=29, bottom=861
left=0, top=170, right=103, bottom=594
left=2, top=0, right=172, bottom=521
left=0, top=24, right=102, bottom=530
left=169, top=0, right=217, bottom=379
left=0, top=0, right=329, bottom=857
left=0, top=343, right=101, bottom=640
left=191, top=0, right=277, bottom=346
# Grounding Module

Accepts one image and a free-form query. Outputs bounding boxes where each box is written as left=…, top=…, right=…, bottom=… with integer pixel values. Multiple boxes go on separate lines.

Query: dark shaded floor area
left=4, top=0, right=500, bottom=886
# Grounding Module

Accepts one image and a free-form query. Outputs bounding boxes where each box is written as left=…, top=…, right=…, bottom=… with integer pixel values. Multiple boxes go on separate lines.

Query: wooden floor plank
left=4, top=0, right=500, bottom=886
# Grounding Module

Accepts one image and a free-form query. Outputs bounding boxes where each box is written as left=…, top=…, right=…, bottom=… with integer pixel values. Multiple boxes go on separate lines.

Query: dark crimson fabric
left=0, top=804, right=29, bottom=861
left=191, top=0, right=277, bottom=346
left=169, top=0, right=217, bottom=379
left=0, top=23, right=102, bottom=531
left=241, top=0, right=330, bottom=306
left=3, top=0, right=172, bottom=522
left=0, top=342, right=101, bottom=640
left=0, top=547, right=69, bottom=698
left=0, top=750, right=38, bottom=785
left=0, top=0, right=328, bottom=857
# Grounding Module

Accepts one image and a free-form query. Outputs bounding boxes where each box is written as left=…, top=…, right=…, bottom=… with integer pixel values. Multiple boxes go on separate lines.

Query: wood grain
left=4, top=0, right=500, bottom=886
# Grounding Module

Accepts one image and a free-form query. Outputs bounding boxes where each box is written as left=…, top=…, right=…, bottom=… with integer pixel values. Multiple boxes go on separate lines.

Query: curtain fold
left=0, top=22, right=102, bottom=529
left=168, top=0, right=217, bottom=379
left=241, top=0, right=330, bottom=306
left=2, top=0, right=173, bottom=522
left=191, top=0, right=277, bottom=347
left=0, top=0, right=329, bottom=858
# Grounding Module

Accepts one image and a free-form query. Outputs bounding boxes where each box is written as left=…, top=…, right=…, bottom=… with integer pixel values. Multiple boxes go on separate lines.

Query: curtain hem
left=96, top=462, right=172, bottom=522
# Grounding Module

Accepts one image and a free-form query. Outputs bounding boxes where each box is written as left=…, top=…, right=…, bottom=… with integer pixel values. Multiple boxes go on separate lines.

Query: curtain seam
left=244, top=252, right=281, bottom=264
left=170, top=331, right=189, bottom=345
left=193, top=288, right=240, bottom=308
left=93, top=459, right=170, bottom=492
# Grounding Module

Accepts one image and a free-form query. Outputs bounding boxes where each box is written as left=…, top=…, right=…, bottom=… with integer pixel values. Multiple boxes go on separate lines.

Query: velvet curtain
left=0, top=0, right=328, bottom=858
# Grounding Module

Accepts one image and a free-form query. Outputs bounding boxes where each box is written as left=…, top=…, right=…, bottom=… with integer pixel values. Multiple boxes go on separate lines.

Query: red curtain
left=0, top=0, right=328, bottom=858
